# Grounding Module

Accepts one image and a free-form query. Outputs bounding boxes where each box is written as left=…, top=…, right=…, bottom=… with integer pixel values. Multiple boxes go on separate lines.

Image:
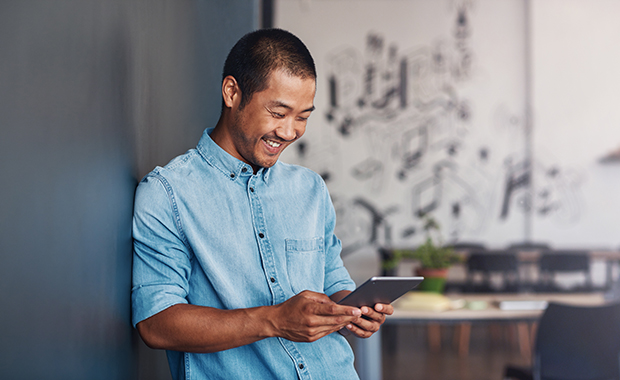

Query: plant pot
left=415, top=267, right=449, bottom=293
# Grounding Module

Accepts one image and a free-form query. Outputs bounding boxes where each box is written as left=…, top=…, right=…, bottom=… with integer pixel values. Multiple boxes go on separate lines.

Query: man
left=132, top=28, right=393, bottom=380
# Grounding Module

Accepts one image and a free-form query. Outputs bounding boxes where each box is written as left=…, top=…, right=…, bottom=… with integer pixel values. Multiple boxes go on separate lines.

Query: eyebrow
left=268, top=100, right=315, bottom=113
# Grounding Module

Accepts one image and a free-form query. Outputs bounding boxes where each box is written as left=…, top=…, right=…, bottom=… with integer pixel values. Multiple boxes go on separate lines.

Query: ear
left=222, top=75, right=241, bottom=109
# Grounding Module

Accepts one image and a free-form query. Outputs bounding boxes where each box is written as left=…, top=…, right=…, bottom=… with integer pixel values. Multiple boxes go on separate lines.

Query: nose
left=275, top=119, right=298, bottom=142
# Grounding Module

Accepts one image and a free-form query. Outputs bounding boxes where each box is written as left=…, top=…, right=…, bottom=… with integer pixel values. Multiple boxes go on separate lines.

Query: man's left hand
left=344, top=303, right=394, bottom=338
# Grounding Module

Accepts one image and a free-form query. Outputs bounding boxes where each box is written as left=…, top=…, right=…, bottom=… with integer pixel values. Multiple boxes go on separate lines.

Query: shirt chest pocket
left=285, top=237, right=325, bottom=294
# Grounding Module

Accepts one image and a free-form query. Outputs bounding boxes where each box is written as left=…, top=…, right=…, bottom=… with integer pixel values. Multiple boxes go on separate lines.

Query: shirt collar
left=196, top=128, right=272, bottom=184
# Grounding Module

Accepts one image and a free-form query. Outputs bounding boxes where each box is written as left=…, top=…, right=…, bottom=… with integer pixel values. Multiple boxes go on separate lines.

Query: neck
left=210, top=113, right=261, bottom=174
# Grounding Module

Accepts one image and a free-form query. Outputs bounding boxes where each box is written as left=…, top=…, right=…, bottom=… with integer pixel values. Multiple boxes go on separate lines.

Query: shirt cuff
left=131, top=283, right=188, bottom=328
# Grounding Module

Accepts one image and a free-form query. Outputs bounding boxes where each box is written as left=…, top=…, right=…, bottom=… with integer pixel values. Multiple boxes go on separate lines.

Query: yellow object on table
left=396, top=291, right=452, bottom=312
left=466, top=300, right=489, bottom=310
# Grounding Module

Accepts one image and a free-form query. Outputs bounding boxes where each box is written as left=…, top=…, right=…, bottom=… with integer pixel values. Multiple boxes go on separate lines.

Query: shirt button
left=270, top=277, right=276, bottom=283
left=250, top=187, right=254, bottom=192
left=230, top=173, right=235, bottom=178
left=258, top=233, right=264, bottom=238
left=242, top=167, right=247, bottom=173
left=299, top=364, right=304, bottom=370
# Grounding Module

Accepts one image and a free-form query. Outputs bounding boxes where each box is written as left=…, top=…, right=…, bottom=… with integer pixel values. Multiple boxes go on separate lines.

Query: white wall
left=531, top=0, right=620, bottom=249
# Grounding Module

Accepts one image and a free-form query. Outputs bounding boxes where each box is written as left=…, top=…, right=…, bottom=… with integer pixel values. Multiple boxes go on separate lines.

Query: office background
left=274, top=0, right=620, bottom=284
left=1, top=1, right=619, bottom=379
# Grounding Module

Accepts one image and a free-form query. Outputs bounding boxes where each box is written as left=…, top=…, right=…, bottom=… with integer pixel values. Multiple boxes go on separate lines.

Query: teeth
left=265, top=139, right=281, bottom=148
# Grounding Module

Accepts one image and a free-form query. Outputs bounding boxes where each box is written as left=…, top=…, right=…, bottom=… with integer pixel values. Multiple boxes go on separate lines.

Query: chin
left=256, top=155, right=280, bottom=169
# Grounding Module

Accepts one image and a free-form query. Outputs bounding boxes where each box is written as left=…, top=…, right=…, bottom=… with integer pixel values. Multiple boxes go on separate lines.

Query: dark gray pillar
left=0, top=1, right=257, bottom=379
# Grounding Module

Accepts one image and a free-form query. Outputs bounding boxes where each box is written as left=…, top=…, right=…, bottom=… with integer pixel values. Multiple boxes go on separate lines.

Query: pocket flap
left=285, top=237, right=323, bottom=253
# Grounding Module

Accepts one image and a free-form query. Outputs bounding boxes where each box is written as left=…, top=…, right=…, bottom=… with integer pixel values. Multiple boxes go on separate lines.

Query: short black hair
left=222, top=28, right=316, bottom=110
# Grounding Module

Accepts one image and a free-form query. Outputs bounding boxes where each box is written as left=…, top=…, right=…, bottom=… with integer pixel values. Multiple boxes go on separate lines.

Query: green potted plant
left=382, top=215, right=461, bottom=293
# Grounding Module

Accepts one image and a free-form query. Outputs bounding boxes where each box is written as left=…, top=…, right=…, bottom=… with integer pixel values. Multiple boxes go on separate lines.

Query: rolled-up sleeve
left=131, top=174, right=192, bottom=327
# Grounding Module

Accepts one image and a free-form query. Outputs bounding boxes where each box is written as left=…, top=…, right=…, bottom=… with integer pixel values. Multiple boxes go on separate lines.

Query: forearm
left=137, top=303, right=276, bottom=353
left=137, top=290, right=362, bottom=353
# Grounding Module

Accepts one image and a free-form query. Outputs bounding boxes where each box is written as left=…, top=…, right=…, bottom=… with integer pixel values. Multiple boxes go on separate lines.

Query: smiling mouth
left=263, top=138, right=282, bottom=148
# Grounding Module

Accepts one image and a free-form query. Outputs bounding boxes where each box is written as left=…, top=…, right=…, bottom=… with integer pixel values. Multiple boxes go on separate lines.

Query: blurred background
left=275, top=0, right=620, bottom=284
left=1, top=1, right=619, bottom=379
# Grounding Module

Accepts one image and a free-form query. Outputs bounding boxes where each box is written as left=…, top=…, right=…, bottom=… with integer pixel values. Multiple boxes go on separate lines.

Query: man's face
left=228, top=69, right=316, bottom=172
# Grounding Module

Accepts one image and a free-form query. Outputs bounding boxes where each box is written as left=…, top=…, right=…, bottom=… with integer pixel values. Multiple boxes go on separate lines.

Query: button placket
left=245, top=173, right=311, bottom=379
left=248, top=177, right=284, bottom=303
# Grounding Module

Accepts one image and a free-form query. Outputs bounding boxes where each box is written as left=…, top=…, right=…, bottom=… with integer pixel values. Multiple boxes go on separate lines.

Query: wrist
left=248, top=305, right=279, bottom=339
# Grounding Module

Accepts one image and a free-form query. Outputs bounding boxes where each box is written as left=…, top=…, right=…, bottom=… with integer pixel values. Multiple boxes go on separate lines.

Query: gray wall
left=0, top=1, right=257, bottom=379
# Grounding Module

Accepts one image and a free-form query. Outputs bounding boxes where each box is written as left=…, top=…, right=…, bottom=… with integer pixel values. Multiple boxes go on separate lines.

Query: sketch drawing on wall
left=319, top=2, right=503, bottom=250
left=533, top=155, right=585, bottom=226
left=279, top=0, right=584, bottom=255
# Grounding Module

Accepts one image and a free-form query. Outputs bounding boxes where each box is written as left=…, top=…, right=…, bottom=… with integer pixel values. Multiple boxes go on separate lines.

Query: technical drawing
left=285, top=0, right=585, bottom=254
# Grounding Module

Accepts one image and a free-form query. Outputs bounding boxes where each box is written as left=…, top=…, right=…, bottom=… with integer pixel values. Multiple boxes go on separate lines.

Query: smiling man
left=131, top=29, right=393, bottom=380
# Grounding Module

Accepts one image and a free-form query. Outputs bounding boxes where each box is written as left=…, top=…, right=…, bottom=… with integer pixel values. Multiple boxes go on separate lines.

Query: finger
left=313, top=301, right=361, bottom=318
left=360, top=306, right=385, bottom=323
left=345, top=321, right=374, bottom=339
left=298, top=292, right=362, bottom=318
left=350, top=313, right=381, bottom=334
left=320, top=311, right=358, bottom=326
left=300, top=305, right=361, bottom=332
left=374, top=303, right=394, bottom=315
left=288, top=314, right=358, bottom=342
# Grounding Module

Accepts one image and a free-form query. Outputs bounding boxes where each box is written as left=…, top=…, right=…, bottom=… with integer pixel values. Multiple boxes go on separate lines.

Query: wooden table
left=393, top=292, right=606, bottom=356
left=391, top=292, right=606, bottom=321
left=353, top=292, right=608, bottom=380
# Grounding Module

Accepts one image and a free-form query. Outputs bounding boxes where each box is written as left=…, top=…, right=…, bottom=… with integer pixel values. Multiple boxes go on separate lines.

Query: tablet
left=337, top=276, right=424, bottom=308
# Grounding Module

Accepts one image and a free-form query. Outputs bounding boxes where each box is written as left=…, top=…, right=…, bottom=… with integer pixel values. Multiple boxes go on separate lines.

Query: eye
left=269, top=110, right=285, bottom=119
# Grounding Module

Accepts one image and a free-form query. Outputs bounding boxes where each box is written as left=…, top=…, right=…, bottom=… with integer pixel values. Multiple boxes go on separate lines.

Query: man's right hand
left=268, top=290, right=362, bottom=342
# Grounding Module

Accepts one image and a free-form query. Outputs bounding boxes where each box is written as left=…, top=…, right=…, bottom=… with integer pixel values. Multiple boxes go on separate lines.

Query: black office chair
left=378, top=247, right=396, bottom=276
left=465, top=250, right=520, bottom=292
left=508, top=242, right=551, bottom=251
left=441, top=242, right=486, bottom=292
left=536, top=250, right=593, bottom=292
left=448, top=242, right=487, bottom=252
left=504, top=301, right=620, bottom=380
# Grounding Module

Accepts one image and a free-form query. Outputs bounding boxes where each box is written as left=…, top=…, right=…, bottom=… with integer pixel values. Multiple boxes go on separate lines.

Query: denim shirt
left=131, top=128, right=358, bottom=380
